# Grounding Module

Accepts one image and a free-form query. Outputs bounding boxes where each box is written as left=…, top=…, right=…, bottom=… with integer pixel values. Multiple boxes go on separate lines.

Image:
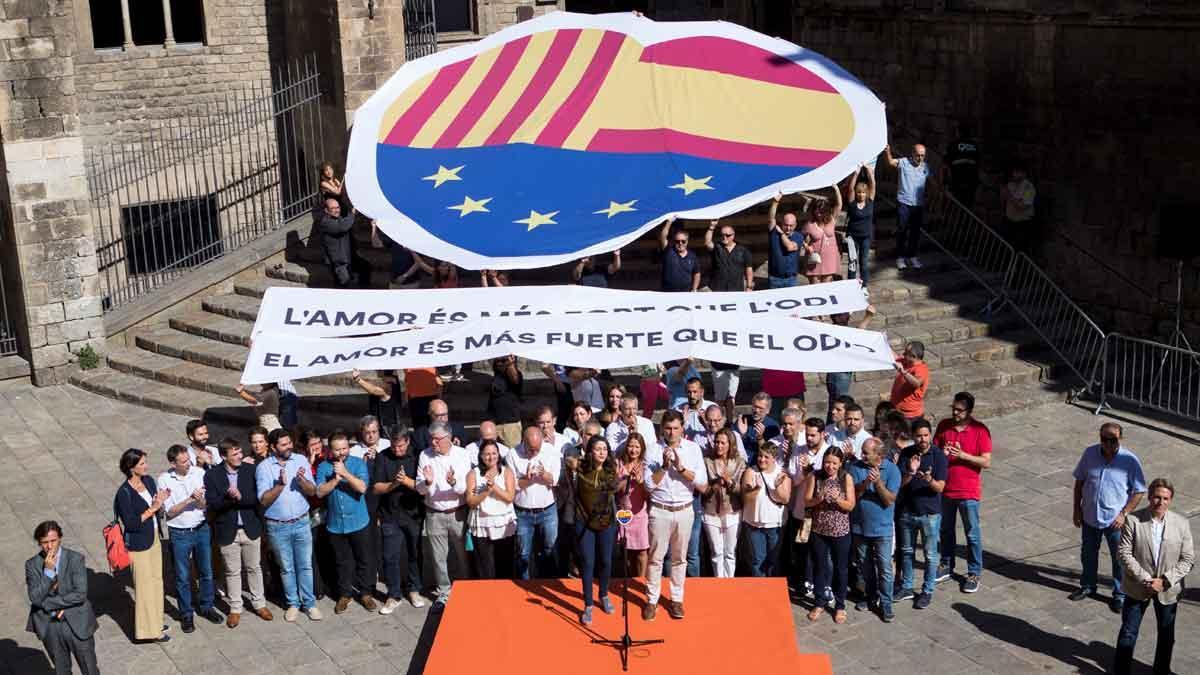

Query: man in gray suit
left=1114, top=477, right=1195, bottom=675
left=25, top=520, right=100, bottom=675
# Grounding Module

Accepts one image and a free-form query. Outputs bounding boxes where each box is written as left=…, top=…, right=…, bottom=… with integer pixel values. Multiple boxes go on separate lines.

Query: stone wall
left=72, top=0, right=272, bottom=146
left=477, top=0, right=566, bottom=35
left=786, top=1, right=1200, bottom=341
left=1, top=0, right=105, bottom=384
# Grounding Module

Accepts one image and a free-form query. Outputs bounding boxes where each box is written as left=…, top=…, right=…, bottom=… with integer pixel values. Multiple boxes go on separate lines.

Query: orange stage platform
left=424, top=577, right=832, bottom=674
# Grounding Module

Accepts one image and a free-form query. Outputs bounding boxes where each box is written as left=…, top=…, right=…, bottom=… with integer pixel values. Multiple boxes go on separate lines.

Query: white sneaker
left=896, top=257, right=908, bottom=270
left=910, top=257, right=924, bottom=269
left=284, top=607, right=299, bottom=622
left=408, top=592, right=427, bottom=608
left=306, top=606, right=323, bottom=621
left=379, top=598, right=402, bottom=615
left=863, top=287, right=870, bottom=298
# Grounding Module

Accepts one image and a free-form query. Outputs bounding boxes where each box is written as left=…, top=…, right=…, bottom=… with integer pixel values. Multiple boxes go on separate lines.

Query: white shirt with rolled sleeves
left=644, top=439, right=709, bottom=507
left=350, top=439, right=390, bottom=461
left=539, top=431, right=573, bottom=459
left=692, top=429, right=748, bottom=462
left=415, top=445, right=471, bottom=512
left=676, top=400, right=716, bottom=438
left=465, top=440, right=512, bottom=467
left=786, top=443, right=827, bottom=519
left=828, top=427, right=872, bottom=460
left=605, top=416, right=659, bottom=457
left=157, top=467, right=208, bottom=529
left=506, top=444, right=562, bottom=510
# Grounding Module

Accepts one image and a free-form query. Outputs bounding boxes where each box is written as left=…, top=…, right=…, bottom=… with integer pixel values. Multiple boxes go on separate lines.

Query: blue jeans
left=1080, top=522, right=1124, bottom=598
left=898, top=511, right=940, bottom=595
left=850, top=234, right=871, bottom=285
left=169, top=525, right=214, bottom=618
left=515, top=507, right=558, bottom=580
left=940, top=498, right=982, bottom=577
left=687, top=495, right=703, bottom=576
left=267, top=517, right=316, bottom=610
left=575, top=520, right=617, bottom=607
left=1114, top=597, right=1176, bottom=675
left=768, top=275, right=797, bottom=289
left=896, top=204, right=923, bottom=258
left=747, top=525, right=781, bottom=577
left=279, top=391, right=299, bottom=429
left=825, top=373, right=852, bottom=423
left=854, top=533, right=894, bottom=613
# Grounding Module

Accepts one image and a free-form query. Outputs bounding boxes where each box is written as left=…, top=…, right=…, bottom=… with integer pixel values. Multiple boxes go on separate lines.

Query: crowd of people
left=23, top=145, right=1183, bottom=675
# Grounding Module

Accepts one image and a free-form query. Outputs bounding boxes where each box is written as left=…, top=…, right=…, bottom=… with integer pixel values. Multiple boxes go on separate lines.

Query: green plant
left=76, top=344, right=100, bottom=370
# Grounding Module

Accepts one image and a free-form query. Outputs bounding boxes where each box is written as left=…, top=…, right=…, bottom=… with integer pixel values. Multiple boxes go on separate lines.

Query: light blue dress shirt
left=1072, top=444, right=1146, bottom=529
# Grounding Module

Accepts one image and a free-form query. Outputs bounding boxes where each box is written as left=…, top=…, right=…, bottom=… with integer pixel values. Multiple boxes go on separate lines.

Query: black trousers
left=329, top=526, right=376, bottom=598
left=381, top=518, right=423, bottom=597
left=42, top=622, right=99, bottom=675
left=473, top=535, right=515, bottom=579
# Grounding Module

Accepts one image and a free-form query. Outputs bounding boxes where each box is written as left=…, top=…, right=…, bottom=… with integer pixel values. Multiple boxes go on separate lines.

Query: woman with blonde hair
left=703, top=428, right=745, bottom=577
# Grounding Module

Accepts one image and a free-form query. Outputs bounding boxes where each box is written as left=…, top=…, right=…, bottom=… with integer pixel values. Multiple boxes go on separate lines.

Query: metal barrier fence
left=0, top=261, right=17, bottom=357
left=1100, top=334, right=1200, bottom=421
left=87, top=56, right=326, bottom=312
left=921, top=188, right=1015, bottom=306
left=1004, top=252, right=1107, bottom=395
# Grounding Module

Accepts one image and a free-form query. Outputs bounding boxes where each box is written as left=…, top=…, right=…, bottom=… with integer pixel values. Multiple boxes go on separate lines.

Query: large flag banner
left=241, top=312, right=893, bottom=384
left=346, top=11, right=887, bottom=269
left=249, top=281, right=868, bottom=338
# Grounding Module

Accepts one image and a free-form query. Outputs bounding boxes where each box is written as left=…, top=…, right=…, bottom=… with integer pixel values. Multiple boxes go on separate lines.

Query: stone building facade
left=1, top=0, right=562, bottom=384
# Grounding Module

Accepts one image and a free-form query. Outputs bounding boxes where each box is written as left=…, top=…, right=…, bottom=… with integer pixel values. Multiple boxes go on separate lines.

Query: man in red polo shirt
left=934, top=391, right=991, bottom=594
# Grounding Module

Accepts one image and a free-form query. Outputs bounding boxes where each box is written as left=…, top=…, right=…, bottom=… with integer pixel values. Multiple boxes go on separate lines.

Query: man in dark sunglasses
left=657, top=217, right=700, bottom=292
left=704, top=219, right=755, bottom=292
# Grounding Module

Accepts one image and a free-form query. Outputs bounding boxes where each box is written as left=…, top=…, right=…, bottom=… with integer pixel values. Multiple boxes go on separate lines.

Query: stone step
left=70, top=360, right=1065, bottom=432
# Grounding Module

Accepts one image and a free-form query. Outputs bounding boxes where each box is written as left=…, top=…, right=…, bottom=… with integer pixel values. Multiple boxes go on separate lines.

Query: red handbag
left=103, top=519, right=130, bottom=573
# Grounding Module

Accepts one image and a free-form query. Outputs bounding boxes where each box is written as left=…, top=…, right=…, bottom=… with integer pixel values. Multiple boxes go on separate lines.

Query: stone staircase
left=72, top=199, right=1069, bottom=431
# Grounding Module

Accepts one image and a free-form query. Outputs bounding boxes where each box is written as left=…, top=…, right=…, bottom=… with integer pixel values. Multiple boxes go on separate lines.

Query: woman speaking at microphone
left=575, top=436, right=623, bottom=625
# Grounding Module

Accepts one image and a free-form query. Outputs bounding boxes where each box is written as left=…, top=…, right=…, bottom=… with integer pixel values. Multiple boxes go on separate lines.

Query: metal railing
left=404, top=0, right=439, bottom=61
left=87, top=55, right=326, bottom=312
left=0, top=203, right=18, bottom=357
left=1100, top=334, right=1200, bottom=421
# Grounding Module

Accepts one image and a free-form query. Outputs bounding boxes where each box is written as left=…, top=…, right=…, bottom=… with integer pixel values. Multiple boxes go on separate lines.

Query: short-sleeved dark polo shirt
left=709, top=243, right=753, bottom=291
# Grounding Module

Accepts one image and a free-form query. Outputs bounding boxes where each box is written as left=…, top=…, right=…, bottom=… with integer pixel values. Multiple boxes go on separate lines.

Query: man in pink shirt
left=933, top=391, right=991, bottom=594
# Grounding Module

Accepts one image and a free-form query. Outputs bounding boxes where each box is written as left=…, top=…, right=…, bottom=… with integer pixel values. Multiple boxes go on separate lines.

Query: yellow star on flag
left=593, top=199, right=638, bottom=219
left=447, top=195, right=491, bottom=217
left=515, top=210, right=560, bottom=231
left=670, top=174, right=714, bottom=196
left=422, top=165, right=464, bottom=188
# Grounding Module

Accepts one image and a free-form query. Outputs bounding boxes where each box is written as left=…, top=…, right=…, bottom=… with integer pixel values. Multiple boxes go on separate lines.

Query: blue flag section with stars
left=377, top=143, right=818, bottom=257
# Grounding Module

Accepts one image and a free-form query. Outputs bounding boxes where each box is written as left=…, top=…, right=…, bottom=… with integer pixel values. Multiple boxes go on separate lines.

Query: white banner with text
left=241, top=311, right=892, bottom=384
left=250, top=280, right=868, bottom=339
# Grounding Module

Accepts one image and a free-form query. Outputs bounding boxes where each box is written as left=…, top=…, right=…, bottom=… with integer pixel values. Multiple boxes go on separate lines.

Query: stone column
left=161, top=0, right=176, bottom=48
left=0, top=5, right=106, bottom=384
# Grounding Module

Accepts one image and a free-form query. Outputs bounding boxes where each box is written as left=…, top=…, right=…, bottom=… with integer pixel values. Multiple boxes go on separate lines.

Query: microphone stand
left=591, top=513, right=664, bottom=671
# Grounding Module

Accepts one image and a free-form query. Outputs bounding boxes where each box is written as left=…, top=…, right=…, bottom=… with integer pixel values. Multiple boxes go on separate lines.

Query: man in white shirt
left=350, top=414, right=391, bottom=461
left=158, top=444, right=221, bottom=631
left=507, top=426, right=562, bottom=579
left=675, top=377, right=716, bottom=439
left=829, top=403, right=871, bottom=460
left=532, top=405, right=572, bottom=457
left=692, top=405, right=747, bottom=461
left=415, top=421, right=471, bottom=608
left=642, top=410, right=708, bottom=621
left=784, top=417, right=829, bottom=597
left=606, top=392, right=658, bottom=457
left=768, top=408, right=805, bottom=463
left=466, top=420, right=511, bottom=466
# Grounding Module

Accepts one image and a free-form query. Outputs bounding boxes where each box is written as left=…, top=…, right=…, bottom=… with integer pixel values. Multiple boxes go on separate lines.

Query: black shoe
left=913, top=593, right=931, bottom=610
left=895, top=588, right=915, bottom=602
left=1109, top=596, right=1124, bottom=614
left=881, top=607, right=895, bottom=623
left=198, top=608, right=222, bottom=624
left=154, top=634, right=171, bottom=644
left=181, top=617, right=195, bottom=633
left=1068, top=588, right=1093, bottom=602
left=854, top=599, right=869, bottom=612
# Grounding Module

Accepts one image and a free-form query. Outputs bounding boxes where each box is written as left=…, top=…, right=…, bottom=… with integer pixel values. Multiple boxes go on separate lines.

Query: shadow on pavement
left=952, top=603, right=1109, bottom=674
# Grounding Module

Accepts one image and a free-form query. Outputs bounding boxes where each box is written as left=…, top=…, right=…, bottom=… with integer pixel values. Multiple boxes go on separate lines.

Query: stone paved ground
left=0, top=379, right=1196, bottom=674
